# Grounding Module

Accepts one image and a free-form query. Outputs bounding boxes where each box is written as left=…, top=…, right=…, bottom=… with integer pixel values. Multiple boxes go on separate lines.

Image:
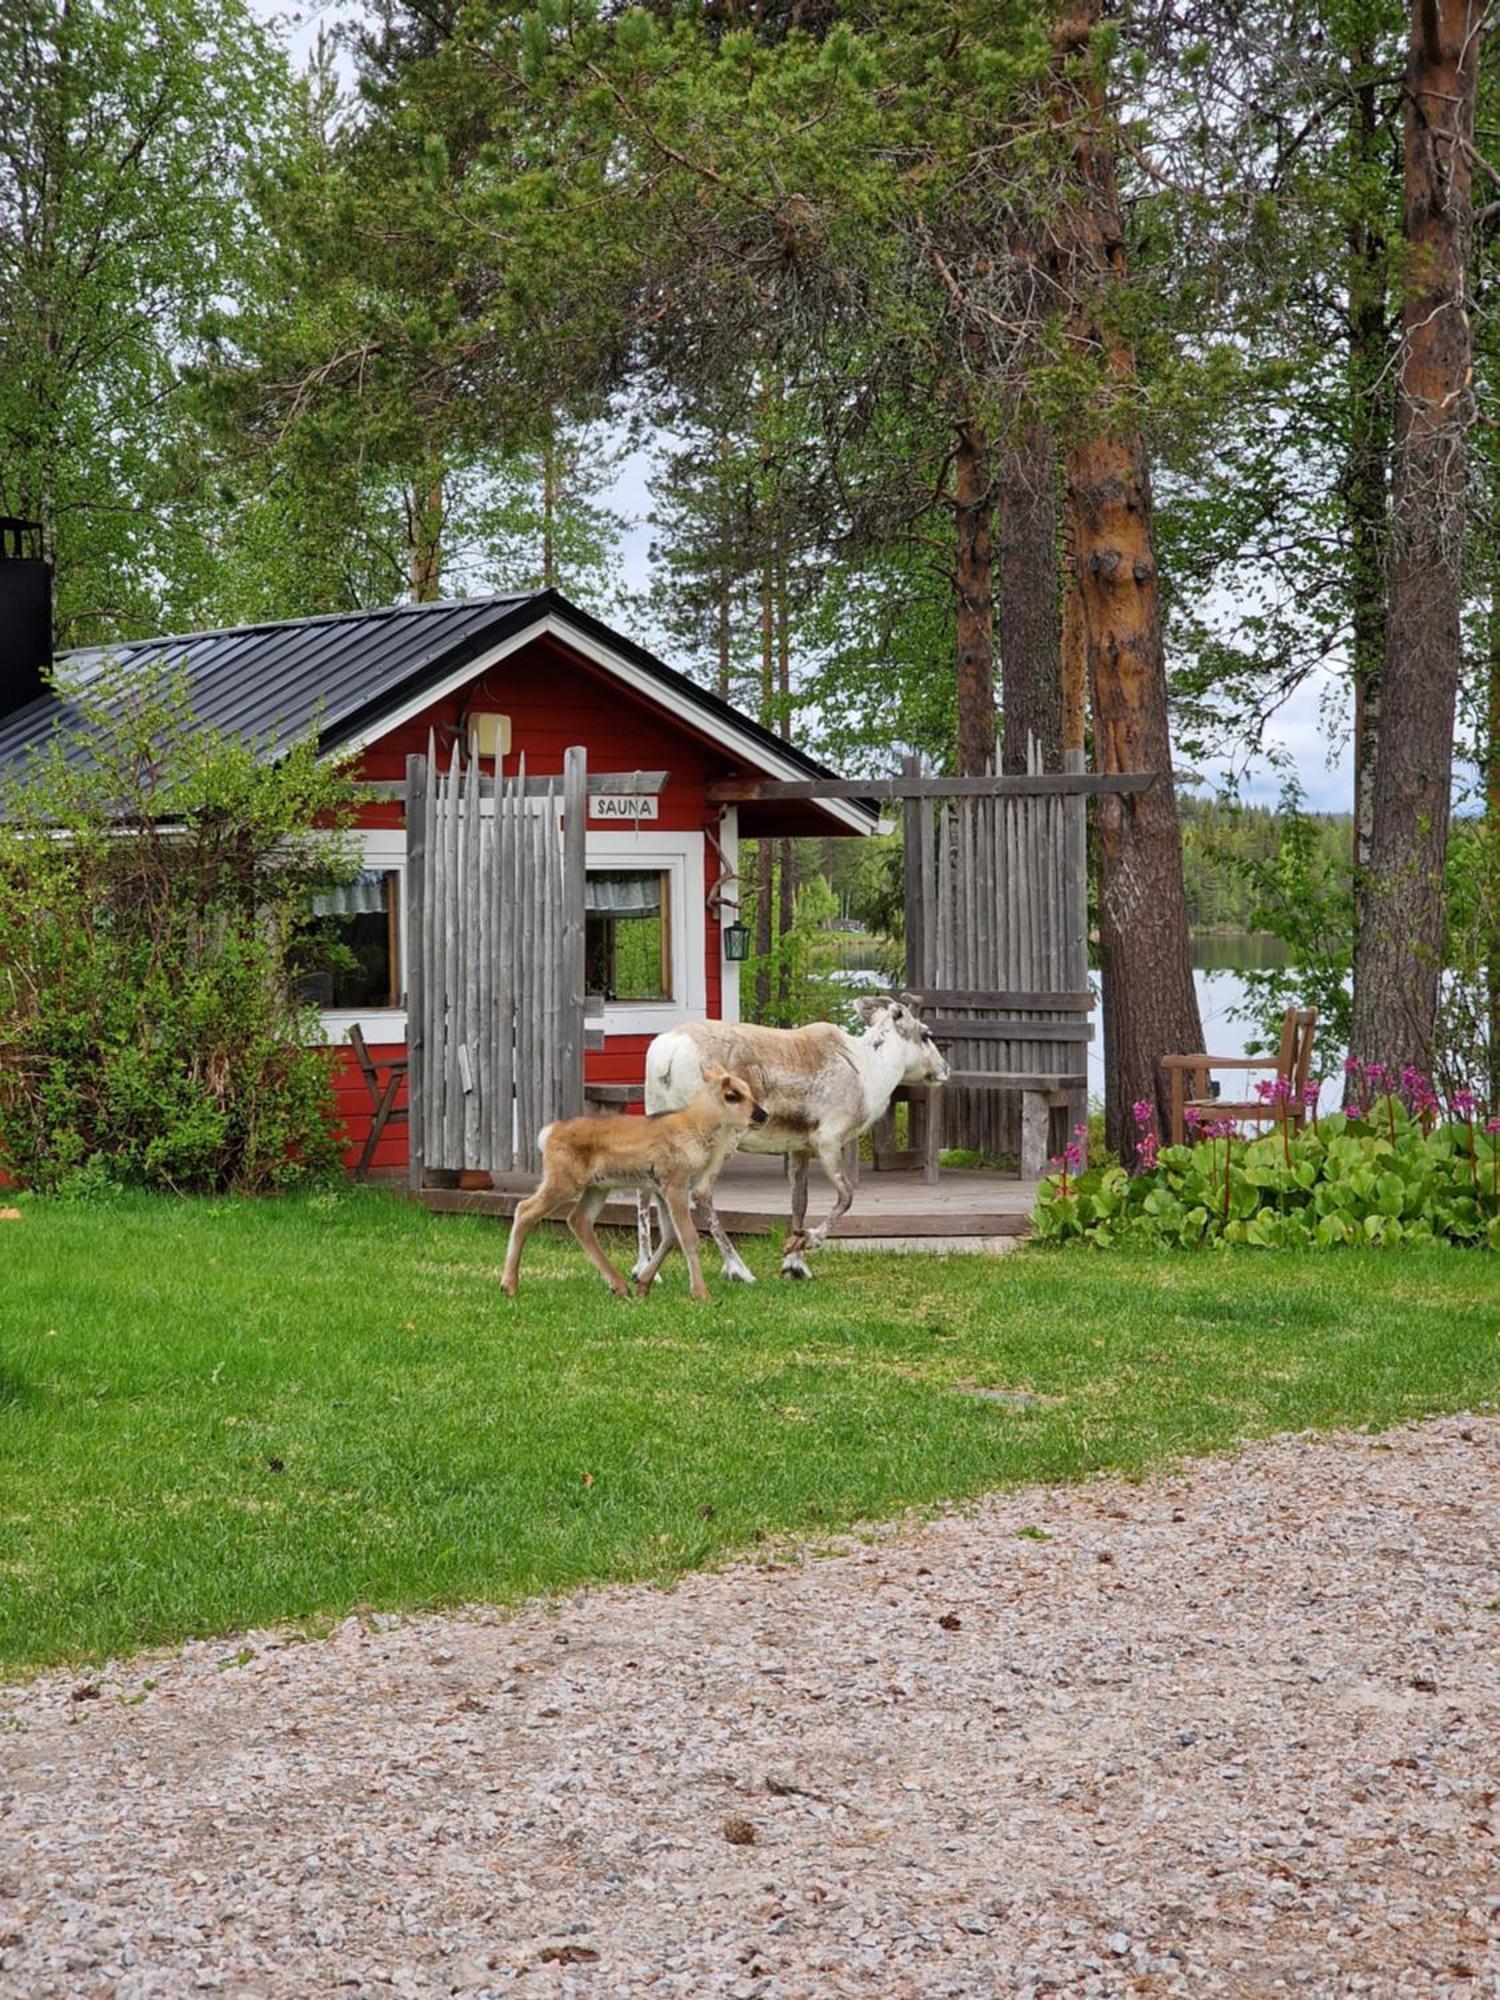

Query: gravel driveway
left=3, top=1414, right=1498, bottom=1999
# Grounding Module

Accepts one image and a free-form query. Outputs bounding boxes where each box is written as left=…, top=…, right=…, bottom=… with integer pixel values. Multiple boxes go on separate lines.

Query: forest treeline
left=2, top=0, right=1496, bottom=1148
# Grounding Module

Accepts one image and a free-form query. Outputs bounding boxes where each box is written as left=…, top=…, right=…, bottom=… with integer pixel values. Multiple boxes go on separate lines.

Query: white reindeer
left=634, top=996, right=950, bottom=1282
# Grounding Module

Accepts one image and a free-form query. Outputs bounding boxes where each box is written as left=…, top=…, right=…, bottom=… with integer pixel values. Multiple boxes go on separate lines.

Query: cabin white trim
left=337, top=610, right=875, bottom=836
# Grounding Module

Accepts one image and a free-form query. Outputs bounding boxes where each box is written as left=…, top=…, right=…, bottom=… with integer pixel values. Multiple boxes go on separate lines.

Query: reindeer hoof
left=722, top=1265, right=756, bottom=1284
left=780, top=1255, right=812, bottom=1281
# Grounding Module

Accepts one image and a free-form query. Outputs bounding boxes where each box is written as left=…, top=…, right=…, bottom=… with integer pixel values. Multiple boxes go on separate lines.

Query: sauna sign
left=589, top=793, right=659, bottom=822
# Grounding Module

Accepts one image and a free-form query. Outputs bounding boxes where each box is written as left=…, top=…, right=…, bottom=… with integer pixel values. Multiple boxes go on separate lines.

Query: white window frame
left=585, top=829, right=706, bottom=1036
left=314, top=825, right=708, bottom=1046
left=317, top=828, right=408, bottom=1047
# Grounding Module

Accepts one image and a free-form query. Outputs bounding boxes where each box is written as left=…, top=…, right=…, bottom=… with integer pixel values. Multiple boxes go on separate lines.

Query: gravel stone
left=2, top=1414, right=1499, bottom=1996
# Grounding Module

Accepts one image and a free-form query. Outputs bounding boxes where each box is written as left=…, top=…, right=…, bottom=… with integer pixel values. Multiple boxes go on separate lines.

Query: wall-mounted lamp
left=469, top=712, right=511, bottom=759
left=722, top=919, right=752, bottom=962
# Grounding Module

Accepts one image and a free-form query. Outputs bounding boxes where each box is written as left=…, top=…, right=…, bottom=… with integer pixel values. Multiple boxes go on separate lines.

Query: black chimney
left=0, top=518, right=54, bottom=719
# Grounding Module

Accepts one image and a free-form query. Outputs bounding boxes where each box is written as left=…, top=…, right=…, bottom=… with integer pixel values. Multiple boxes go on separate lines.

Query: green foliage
left=1035, top=1107, right=1500, bottom=1251
left=739, top=862, right=864, bottom=1027
left=0, top=667, right=361, bottom=1194
left=1215, top=783, right=1356, bottom=1068
left=0, top=0, right=288, bottom=642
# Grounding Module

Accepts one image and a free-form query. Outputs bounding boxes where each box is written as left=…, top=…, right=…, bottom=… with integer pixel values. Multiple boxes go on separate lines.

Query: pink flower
left=1452, top=1089, right=1476, bottom=1120
left=1301, top=1081, right=1318, bottom=1105
left=1132, top=1098, right=1153, bottom=1126
left=1184, top=1105, right=1204, bottom=1130
left=1343, top=1102, right=1361, bottom=1120
left=1074, top=1122, right=1088, bottom=1139
left=1065, top=1142, right=1083, bottom=1169
left=1139, top=1131, right=1159, bottom=1168
left=1364, top=1063, right=1384, bottom=1086
left=1255, top=1079, right=1275, bottom=1102
left=1487, top=1118, right=1500, bottom=1135
left=1343, top=1054, right=1360, bottom=1075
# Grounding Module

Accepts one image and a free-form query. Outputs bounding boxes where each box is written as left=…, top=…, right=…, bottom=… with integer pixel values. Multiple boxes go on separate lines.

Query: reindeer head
left=700, top=1063, right=771, bottom=1129
left=854, top=995, right=950, bottom=1086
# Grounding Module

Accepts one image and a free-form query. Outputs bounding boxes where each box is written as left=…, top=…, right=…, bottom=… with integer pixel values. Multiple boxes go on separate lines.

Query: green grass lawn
left=2, top=1186, right=1497, bottom=1674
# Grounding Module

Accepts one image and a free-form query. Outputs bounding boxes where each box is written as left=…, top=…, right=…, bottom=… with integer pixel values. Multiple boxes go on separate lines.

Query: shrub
left=0, top=664, right=361, bottom=1194
left=1034, top=1073, right=1500, bottom=1250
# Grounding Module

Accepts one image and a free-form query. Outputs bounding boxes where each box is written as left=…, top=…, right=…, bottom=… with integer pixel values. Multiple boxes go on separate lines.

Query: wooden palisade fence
left=902, top=744, right=1092, bottom=1176
left=405, top=739, right=586, bottom=1185
left=709, top=751, right=1149, bottom=1181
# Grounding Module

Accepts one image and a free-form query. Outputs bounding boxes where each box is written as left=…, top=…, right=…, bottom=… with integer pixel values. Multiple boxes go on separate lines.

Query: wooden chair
left=347, top=1025, right=408, bottom=1179
left=1163, top=1006, right=1317, bottom=1145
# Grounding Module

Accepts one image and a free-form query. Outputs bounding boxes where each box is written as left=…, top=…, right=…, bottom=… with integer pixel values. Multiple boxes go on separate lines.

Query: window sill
left=319, top=1007, right=407, bottom=1048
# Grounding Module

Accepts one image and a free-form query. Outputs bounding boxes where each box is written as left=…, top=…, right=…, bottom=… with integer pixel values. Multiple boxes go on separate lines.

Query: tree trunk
left=754, top=550, right=775, bottom=1016
left=1060, top=513, right=1087, bottom=758
left=954, top=417, right=996, bottom=777
left=1055, top=4, right=1203, bottom=1163
left=999, top=423, right=1062, bottom=774
left=776, top=547, right=795, bottom=1014
left=1488, top=549, right=1500, bottom=1112
left=1346, top=55, right=1391, bottom=935
left=716, top=570, right=731, bottom=700
left=408, top=472, right=443, bottom=602
left=541, top=426, right=557, bottom=589
left=1349, top=0, right=1480, bottom=1073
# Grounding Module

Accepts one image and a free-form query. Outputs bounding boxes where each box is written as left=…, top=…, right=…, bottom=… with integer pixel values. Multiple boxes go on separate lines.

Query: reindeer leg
left=502, top=1178, right=572, bottom=1296
left=781, top=1150, right=813, bottom=1280
left=630, top=1189, right=657, bottom=1284
left=634, top=1191, right=680, bottom=1296
left=664, top=1185, right=711, bottom=1302
left=692, top=1180, right=756, bottom=1284
left=792, top=1137, right=857, bottom=1270
left=567, top=1185, right=632, bottom=1298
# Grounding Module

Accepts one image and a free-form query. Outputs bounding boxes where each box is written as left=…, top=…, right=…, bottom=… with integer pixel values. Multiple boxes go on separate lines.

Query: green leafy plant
left=1035, top=1070, right=1500, bottom=1251
left=0, top=663, right=361, bottom=1194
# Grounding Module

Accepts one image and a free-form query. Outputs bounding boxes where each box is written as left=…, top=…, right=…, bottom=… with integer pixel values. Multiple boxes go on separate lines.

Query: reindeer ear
left=701, top=1061, right=728, bottom=1083
left=898, top=991, right=923, bottom=1008
left=854, top=997, right=880, bottom=1023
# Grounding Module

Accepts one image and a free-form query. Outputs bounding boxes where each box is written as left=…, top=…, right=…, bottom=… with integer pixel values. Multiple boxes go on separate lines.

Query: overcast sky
left=251, top=0, right=1355, bottom=814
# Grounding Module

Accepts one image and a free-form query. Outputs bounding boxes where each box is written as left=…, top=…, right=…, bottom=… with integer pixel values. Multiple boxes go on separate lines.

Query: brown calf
left=501, top=1066, right=768, bottom=1301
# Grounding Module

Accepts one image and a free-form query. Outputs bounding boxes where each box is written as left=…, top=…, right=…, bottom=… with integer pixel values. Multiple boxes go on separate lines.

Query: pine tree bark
left=1346, top=55, right=1391, bottom=926
left=1054, top=5, right=1203, bottom=1162
left=1349, top=0, right=1480, bottom=1072
left=954, top=417, right=997, bottom=777
left=998, top=422, right=1062, bottom=774
left=1487, top=540, right=1500, bottom=1111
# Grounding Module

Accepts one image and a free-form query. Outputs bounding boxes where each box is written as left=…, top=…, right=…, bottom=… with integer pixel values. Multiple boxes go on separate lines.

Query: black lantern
left=723, top=919, right=752, bottom=961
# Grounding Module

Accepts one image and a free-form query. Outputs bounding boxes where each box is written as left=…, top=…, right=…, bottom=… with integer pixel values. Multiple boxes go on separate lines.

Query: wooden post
left=560, top=747, right=587, bottom=1120
left=902, top=754, right=925, bottom=991
left=405, top=753, right=429, bottom=1192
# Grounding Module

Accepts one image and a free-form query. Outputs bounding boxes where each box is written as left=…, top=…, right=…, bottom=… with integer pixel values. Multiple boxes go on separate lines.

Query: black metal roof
left=0, top=590, right=873, bottom=823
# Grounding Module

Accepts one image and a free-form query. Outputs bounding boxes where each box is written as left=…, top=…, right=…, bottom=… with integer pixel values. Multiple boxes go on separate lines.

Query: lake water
left=822, top=930, right=1321, bottom=1112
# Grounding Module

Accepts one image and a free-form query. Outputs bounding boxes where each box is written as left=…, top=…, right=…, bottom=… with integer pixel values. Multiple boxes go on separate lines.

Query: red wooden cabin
left=0, top=589, right=874, bottom=1174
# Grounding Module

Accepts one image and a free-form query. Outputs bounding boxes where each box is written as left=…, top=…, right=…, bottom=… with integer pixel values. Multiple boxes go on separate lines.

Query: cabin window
left=585, top=869, right=671, bottom=1002
left=298, top=869, right=402, bottom=1010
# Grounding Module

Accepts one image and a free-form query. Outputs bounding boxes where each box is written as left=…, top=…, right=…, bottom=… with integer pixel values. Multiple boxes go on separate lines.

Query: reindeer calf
left=501, top=1065, right=768, bottom=1301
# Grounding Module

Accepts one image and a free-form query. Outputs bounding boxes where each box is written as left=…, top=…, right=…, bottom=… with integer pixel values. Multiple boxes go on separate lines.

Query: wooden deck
left=413, top=1151, right=1041, bottom=1245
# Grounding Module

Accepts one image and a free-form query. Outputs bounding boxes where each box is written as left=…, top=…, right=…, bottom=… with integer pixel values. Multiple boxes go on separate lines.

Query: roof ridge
left=56, top=591, right=540, bottom=662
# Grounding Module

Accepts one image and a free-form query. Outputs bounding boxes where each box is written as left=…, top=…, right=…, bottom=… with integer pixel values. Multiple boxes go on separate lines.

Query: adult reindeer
left=634, top=996, right=949, bottom=1281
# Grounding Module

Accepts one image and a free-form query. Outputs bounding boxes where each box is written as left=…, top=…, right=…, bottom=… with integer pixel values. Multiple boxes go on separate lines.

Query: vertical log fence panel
left=405, top=745, right=587, bottom=1181
left=903, top=745, right=1094, bottom=1177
